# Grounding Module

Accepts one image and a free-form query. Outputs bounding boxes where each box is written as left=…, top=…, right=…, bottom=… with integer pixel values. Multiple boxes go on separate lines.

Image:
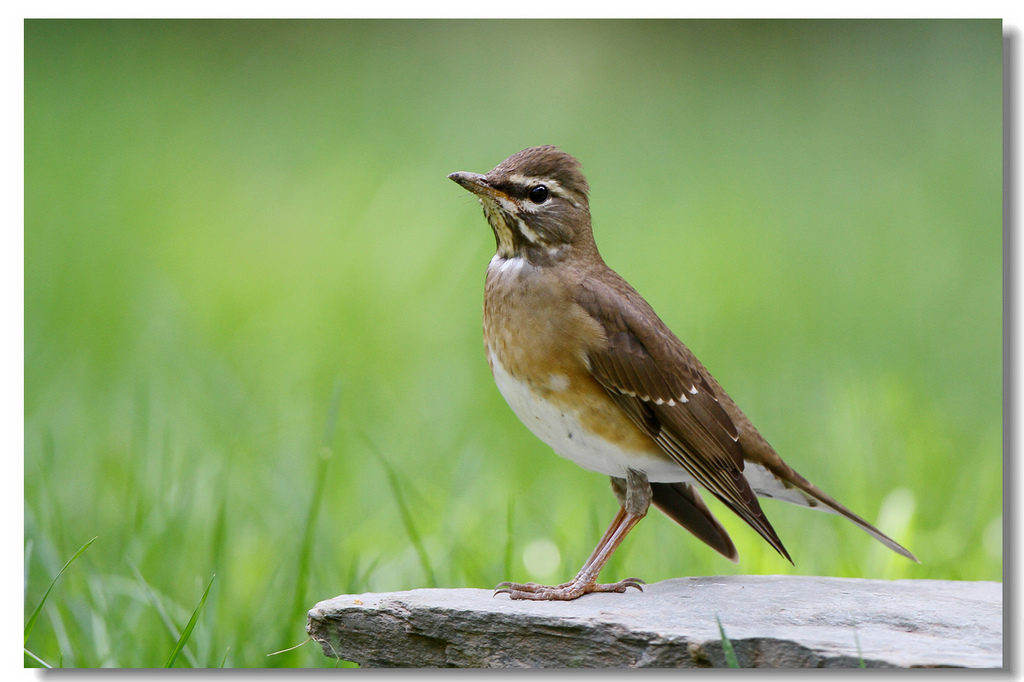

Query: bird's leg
left=563, top=474, right=641, bottom=581
left=495, top=507, right=643, bottom=600
left=502, top=507, right=628, bottom=593
left=495, top=470, right=651, bottom=601
left=572, top=506, right=628, bottom=581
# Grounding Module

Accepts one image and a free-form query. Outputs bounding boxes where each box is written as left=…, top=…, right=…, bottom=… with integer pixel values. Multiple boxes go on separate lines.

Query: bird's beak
left=448, top=171, right=508, bottom=201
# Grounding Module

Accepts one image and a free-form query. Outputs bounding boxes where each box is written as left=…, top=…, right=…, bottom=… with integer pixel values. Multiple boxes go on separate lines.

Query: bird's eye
left=528, top=185, right=549, bottom=204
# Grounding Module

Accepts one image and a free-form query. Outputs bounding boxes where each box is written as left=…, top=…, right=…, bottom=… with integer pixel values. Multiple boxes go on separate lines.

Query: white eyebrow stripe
left=505, top=172, right=534, bottom=186
left=504, top=174, right=569, bottom=201
left=506, top=173, right=564, bottom=193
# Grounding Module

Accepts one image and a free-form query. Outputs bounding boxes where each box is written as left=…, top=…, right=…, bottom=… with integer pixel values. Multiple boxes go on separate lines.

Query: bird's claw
left=492, top=576, right=645, bottom=600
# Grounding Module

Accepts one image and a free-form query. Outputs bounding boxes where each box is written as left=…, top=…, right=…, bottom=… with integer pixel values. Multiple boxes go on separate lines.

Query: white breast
left=488, top=350, right=695, bottom=484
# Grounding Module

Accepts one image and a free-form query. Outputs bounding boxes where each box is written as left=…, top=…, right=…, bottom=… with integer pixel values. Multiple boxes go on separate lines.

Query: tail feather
left=651, top=481, right=740, bottom=563
left=743, top=461, right=919, bottom=562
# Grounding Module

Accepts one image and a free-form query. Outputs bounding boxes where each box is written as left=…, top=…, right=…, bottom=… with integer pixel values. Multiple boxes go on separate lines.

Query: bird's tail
left=743, top=460, right=919, bottom=562
left=651, top=481, right=740, bottom=563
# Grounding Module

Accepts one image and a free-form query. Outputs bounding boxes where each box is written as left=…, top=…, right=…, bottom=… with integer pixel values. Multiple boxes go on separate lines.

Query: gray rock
left=306, top=575, right=1001, bottom=668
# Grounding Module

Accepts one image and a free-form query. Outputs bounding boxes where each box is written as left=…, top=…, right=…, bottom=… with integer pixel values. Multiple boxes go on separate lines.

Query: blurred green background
left=25, top=19, right=1001, bottom=667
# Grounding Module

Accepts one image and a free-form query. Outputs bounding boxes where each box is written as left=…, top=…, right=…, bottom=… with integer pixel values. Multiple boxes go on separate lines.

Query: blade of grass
left=165, top=574, right=215, bottom=668
left=503, top=497, right=514, bottom=581
left=715, top=614, right=741, bottom=668
left=353, top=555, right=381, bottom=593
left=853, top=627, right=867, bottom=668
left=24, top=538, right=33, bottom=585
left=273, top=381, right=344, bottom=667
left=24, top=536, right=97, bottom=645
left=267, top=638, right=311, bottom=657
left=24, top=648, right=52, bottom=668
left=291, top=380, right=343, bottom=620
left=210, top=488, right=229, bottom=576
left=360, top=433, right=437, bottom=588
left=128, top=560, right=198, bottom=667
left=43, top=602, right=72, bottom=667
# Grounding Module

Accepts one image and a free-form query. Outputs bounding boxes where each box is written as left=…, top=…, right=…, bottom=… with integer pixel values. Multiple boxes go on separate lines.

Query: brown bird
left=449, top=146, right=917, bottom=601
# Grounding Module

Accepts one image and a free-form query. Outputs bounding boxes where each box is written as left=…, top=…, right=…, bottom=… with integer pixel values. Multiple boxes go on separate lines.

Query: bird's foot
left=494, top=576, right=644, bottom=601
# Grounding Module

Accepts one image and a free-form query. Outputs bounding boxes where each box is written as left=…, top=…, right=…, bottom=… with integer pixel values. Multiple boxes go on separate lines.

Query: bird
left=448, top=145, right=917, bottom=601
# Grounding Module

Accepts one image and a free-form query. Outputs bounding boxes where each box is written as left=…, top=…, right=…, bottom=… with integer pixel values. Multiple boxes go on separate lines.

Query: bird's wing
left=576, top=277, right=792, bottom=563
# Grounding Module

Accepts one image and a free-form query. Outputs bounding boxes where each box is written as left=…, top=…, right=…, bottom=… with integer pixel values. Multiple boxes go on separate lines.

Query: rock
left=306, top=575, right=1001, bottom=668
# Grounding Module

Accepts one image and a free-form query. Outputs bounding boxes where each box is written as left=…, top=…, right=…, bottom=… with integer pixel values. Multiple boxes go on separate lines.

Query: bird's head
left=449, top=146, right=596, bottom=264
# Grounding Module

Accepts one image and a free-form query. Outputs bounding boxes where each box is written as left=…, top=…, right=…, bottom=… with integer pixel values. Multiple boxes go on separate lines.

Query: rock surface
left=307, top=575, right=1001, bottom=668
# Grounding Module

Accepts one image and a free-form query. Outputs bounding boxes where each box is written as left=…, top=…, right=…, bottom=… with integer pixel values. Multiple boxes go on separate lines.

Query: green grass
left=715, top=614, right=741, bottom=668
left=24, top=19, right=1002, bottom=667
left=165, top=574, right=215, bottom=668
left=23, top=536, right=97, bottom=667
